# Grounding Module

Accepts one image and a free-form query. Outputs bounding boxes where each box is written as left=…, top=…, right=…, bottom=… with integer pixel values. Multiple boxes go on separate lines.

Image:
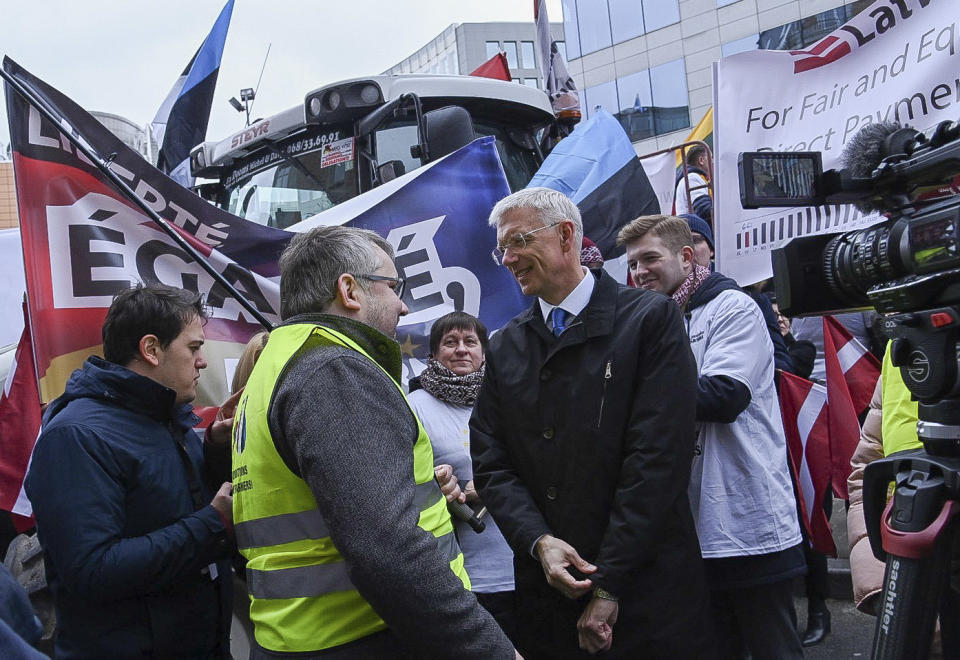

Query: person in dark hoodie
left=619, top=215, right=806, bottom=660
left=25, top=285, right=235, bottom=659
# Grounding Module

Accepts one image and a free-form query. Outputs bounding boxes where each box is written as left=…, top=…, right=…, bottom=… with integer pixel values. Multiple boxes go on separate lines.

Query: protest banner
left=713, top=0, right=958, bottom=284
left=4, top=56, right=525, bottom=406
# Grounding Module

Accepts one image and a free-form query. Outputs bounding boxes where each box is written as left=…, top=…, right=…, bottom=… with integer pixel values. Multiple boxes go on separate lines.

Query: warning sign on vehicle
left=321, top=137, right=354, bottom=167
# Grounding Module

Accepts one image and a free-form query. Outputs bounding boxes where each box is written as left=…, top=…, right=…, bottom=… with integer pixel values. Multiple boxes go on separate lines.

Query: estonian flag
left=151, top=0, right=234, bottom=187
left=527, top=109, right=660, bottom=279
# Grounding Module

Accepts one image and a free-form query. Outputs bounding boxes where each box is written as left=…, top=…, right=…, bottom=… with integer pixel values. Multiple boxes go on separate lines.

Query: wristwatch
left=594, top=587, right=619, bottom=602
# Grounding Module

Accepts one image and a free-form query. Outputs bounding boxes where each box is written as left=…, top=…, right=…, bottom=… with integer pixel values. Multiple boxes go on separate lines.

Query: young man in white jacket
left=619, top=215, right=805, bottom=660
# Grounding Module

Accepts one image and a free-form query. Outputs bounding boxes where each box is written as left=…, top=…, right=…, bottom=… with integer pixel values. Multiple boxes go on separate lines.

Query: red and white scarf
left=671, top=264, right=712, bottom=310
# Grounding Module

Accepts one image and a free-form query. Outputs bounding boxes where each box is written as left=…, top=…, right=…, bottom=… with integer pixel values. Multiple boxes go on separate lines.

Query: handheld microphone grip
left=448, top=498, right=486, bottom=534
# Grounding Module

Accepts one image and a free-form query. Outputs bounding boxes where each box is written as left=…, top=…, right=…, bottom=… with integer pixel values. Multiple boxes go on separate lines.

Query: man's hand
left=207, top=389, right=243, bottom=447
left=535, top=535, right=596, bottom=599
left=577, top=595, right=618, bottom=654
left=463, top=479, right=479, bottom=503
left=210, top=482, right=233, bottom=523
left=434, top=464, right=465, bottom=504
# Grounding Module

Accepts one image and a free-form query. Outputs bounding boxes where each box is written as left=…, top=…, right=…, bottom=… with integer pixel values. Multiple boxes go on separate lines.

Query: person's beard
left=363, top=294, right=398, bottom=339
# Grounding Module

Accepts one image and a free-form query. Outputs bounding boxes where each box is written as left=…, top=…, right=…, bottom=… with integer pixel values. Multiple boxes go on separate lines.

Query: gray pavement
left=796, top=596, right=876, bottom=659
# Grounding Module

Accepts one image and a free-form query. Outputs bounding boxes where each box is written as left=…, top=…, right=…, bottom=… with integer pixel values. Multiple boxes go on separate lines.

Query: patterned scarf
left=419, top=358, right=485, bottom=407
left=671, top=264, right=712, bottom=310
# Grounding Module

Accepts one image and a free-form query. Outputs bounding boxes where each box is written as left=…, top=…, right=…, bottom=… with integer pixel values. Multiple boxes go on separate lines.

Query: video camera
left=738, top=121, right=960, bottom=659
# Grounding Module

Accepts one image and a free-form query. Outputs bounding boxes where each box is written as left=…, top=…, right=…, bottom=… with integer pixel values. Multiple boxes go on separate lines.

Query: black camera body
left=738, top=119, right=960, bottom=318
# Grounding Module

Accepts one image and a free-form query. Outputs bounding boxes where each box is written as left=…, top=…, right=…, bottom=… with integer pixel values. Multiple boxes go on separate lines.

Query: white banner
left=714, top=0, right=958, bottom=284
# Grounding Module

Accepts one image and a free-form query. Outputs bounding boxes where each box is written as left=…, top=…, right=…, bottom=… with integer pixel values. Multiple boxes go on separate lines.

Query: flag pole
left=0, top=67, right=274, bottom=330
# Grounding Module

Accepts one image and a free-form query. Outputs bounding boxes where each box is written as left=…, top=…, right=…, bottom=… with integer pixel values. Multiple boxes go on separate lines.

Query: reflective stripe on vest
left=231, top=322, right=469, bottom=654
left=246, top=530, right=461, bottom=599
left=234, top=480, right=442, bottom=550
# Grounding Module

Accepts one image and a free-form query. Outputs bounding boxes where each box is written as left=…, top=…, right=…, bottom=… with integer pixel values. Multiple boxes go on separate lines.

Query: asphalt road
left=797, top=597, right=876, bottom=659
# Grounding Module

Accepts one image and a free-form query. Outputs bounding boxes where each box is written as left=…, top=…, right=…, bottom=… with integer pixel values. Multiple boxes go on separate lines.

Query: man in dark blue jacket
left=25, top=285, right=234, bottom=659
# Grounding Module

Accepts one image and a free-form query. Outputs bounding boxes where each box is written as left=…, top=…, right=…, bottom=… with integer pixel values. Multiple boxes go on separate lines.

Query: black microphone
left=841, top=120, right=908, bottom=178
left=448, top=498, right=486, bottom=533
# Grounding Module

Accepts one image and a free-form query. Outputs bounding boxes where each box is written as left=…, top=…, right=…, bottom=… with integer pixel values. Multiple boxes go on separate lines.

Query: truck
left=188, top=74, right=567, bottom=228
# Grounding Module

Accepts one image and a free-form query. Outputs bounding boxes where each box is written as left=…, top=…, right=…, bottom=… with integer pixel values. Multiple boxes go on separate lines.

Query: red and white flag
left=780, top=371, right=836, bottom=556
left=0, top=306, right=43, bottom=523
left=823, top=315, right=880, bottom=499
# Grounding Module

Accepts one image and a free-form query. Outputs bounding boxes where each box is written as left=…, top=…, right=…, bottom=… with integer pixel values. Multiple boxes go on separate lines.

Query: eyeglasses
left=491, top=222, right=561, bottom=265
left=354, top=274, right=406, bottom=299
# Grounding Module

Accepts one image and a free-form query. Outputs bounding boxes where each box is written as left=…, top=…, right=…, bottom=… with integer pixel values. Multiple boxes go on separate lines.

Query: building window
left=608, top=0, right=645, bottom=44
left=616, top=70, right=654, bottom=141
left=486, top=41, right=501, bottom=59
left=583, top=80, right=618, bottom=119
left=576, top=0, right=612, bottom=55
left=503, top=41, right=519, bottom=69
left=606, top=58, right=690, bottom=142
left=649, top=58, right=689, bottom=136
left=759, top=1, right=871, bottom=51
left=524, top=78, right=540, bottom=88
left=521, top=41, right=536, bottom=68
left=643, top=0, right=680, bottom=34
left=721, top=33, right=759, bottom=57
left=561, top=0, right=581, bottom=60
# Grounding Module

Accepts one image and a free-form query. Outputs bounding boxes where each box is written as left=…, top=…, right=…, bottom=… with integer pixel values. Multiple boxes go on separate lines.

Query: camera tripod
left=863, top=306, right=960, bottom=659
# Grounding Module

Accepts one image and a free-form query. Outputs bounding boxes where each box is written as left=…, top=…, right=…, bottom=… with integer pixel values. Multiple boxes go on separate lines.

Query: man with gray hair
left=471, top=188, right=714, bottom=658
left=232, top=225, right=517, bottom=658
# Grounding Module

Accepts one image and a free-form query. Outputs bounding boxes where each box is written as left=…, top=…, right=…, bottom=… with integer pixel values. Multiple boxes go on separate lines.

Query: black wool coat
left=471, top=269, right=714, bottom=655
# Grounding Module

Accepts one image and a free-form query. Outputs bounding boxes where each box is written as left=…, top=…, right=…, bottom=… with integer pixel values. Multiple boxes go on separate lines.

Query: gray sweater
left=265, top=313, right=513, bottom=659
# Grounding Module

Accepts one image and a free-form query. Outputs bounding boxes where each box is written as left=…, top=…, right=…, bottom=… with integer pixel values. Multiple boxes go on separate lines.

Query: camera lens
left=823, top=223, right=902, bottom=306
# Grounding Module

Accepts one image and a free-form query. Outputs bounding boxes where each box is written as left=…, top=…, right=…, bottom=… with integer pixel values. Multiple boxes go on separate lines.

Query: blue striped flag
left=151, top=0, right=234, bottom=187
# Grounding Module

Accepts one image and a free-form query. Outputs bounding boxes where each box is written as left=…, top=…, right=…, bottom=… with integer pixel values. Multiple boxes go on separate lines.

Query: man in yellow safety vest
left=232, top=225, right=518, bottom=659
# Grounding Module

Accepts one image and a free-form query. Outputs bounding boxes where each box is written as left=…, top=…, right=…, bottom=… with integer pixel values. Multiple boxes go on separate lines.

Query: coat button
left=542, top=427, right=554, bottom=440
left=540, top=368, right=552, bottom=381
left=546, top=487, right=557, bottom=501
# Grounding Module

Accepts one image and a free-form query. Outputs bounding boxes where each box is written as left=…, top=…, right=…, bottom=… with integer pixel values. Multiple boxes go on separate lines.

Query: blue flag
left=528, top=109, right=660, bottom=262
left=295, top=137, right=527, bottom=379
left=152, top=0, right=234, bottom=187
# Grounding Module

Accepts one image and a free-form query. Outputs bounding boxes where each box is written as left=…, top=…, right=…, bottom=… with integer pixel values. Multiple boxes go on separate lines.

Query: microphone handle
left=448, top=498, right=486, bottom=534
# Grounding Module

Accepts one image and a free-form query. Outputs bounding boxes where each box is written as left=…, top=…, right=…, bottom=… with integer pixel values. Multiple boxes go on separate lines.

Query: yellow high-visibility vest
left=231, top=321, right=468, bottom=653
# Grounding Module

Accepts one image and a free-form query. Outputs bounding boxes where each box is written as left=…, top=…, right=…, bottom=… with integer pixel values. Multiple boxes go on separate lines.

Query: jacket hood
left=687, top=271, right=742, bottom=312
left=44, top=356, right=196, bottom=429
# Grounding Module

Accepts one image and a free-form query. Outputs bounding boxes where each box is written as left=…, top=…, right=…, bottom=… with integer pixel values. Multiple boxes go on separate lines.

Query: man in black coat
left=471, top=188, right=714, bottom=659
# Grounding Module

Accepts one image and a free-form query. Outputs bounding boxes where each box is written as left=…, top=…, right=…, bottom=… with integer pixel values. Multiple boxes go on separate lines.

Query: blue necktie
left=551, top=307, right=569, bottom=337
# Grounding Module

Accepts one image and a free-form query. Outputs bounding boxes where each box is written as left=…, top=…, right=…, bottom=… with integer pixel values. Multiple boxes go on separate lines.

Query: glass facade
left=758, top=1, right=872, bottom=50
left=503, top=41, right=519, bottom=69
left=565, top=0, right=681, bottom=57
left=521, top=41, right=536, bottom=68
left=584, top=58, right=689, bottom=141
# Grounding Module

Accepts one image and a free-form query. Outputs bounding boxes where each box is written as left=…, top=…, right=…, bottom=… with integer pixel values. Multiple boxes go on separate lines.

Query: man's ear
left=138, top=334, right=162, bottom=367
left=334, top=273, right=363, bottom=311
left=680, top=245, right=696, bottom=268
left=559, top=220, right=576, bottom=252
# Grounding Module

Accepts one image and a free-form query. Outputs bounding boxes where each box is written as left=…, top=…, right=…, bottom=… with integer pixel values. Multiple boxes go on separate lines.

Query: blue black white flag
left=528, top=109, right=660, bottom=277
left=152, top=0, right=234, bottom=187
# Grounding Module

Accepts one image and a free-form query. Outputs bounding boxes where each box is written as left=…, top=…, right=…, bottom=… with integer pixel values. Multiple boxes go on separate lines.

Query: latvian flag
left=151, top=0, right=234, bottom=187
left=0, top=305, right=42, bottom=526
left=780, top=371, right=835, bottom=555
left=824, top=315, right=880, bottom=499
